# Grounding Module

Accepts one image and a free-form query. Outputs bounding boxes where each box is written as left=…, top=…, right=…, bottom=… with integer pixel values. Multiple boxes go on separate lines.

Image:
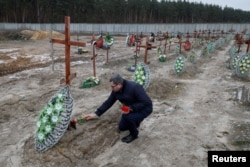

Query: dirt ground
left=0, top=30, right=250, bottom=167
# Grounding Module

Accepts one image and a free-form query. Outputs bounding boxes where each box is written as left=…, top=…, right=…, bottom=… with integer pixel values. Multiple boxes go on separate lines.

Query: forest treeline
left=0, top=0, right=250, bottom=23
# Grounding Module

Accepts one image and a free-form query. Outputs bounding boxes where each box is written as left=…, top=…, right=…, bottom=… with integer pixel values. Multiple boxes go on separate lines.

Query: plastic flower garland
left=36, top=93, right=65, bottom=142
left=175, top=44, right=180, bottom=55
left=230, top=54, right=241, bottom=70
left=183, top=41, right=191, bottom=51
left=207, top=42, right=215, bottom=53
left=133, top=63, right=150, bottom=89
left=104, top=34, right=114, bottom=47
left=157, top=47, right=162, bottom=55
left=201, top=46, right=208, bottom=57
left=188, top=50, right=196, bottom=64
left=82, top=76, right=100, bottom=88
left=236, top=53, right=250, bottom=77
left=229, top=45, right=237, bottom=57
left=174, top=55, right=185, bottom=75
left=35, top=85, right=73, bottom=152
left=158, top=54, right=166, bottom=62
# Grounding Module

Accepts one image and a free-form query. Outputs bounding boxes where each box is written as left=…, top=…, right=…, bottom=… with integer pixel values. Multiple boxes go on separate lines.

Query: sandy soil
left=0, top=31, right=250, bottom=167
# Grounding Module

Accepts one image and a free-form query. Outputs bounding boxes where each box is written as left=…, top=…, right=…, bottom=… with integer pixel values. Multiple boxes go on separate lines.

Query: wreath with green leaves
left=81, top=76, right=100, bottom=88
left=36, top=93, right=65, bottom=143
left=188, top=50, right=197, bottom=64
left=201, top=46, right=208, bottom=57
left=133, top=63, right=150, bottom=89
left=230, top=54, right=241, bottom=70
left=175, top=44, right=180, bottom=55
left=35, top=86, right=73, bottom=152
left=158, top=54, right=166, bottom=62
left=104, top=34, right=114, bottom=47
left=229, top=45, right=237, bottom=57
left=207, top=42, right=215, bottom=53
left=236, top=53, right=250, bottom=77
left=174, top=55, right=185, bottom=75
left=157, top=47, right=162, bottom=55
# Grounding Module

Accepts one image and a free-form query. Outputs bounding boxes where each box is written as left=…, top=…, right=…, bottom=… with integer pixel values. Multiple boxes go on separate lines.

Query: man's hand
left=83, top=113, right=98, bottom=120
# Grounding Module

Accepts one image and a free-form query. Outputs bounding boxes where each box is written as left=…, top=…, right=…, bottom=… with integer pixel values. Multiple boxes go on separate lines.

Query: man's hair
left=109, top=74, right=124, bottom=85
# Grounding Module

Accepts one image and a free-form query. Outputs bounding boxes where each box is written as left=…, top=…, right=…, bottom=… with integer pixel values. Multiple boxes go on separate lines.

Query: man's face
left=110, top=81, right=122, bottom=92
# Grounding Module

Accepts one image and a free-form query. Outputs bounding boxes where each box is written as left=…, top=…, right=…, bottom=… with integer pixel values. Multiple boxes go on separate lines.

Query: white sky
left=162, top=0, right=250, bottom=11
left=187, top=0, right=250, bottom=11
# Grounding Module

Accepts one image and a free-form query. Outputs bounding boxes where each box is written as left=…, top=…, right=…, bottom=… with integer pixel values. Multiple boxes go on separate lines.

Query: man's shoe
left=121, top=134, right=138, bottom=143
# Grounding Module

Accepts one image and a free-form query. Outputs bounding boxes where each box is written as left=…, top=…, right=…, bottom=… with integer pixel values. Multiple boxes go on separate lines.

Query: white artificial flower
left=42, top=116, right=48, bottom=123
left=45, top=125, right=52, bottom=133
left=57, top=93, right=63, bottom=99
left=55, top=103, right=63, bottom=111
left=37, top=133, right=45, bottom=141
left=51, top=115, right=59, bottom=123
left=46, top=107, right=53, bottom=115
left=36, top=121, right=41, bottom=128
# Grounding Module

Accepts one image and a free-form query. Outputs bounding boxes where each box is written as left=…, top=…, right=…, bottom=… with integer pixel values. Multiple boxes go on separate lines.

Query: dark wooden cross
left=91, top=43, right=97, bottom=77
left=88, top=33, right=111, bottom=77
left=174, top=35, right=186, bottom=54
left=132, top=39, right=142, bottom=66
left=157, top=32, right=168, bottom=54
left=245, top=38, right=250, bottom=53
left=138, top=36, right=157, bottom=64
left=51, top=16, right=86, bottom=85
left=235, top=33, right=245, bottom=53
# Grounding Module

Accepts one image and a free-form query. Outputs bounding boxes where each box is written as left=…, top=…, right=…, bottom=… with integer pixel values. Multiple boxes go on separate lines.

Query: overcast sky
left=184, top=0, right=250, bottom=11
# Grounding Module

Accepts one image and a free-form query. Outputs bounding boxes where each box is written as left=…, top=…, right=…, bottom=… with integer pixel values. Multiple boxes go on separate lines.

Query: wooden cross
left=91, top=33, right=110, bottom=63
left=132, top=39, right=142, bottom=66
left=174, top=35, right=186, bottom=54
left=157, top=32, right=168, bottom=54
left=138, top=36, right=157, bottom=64
left=245, top=38, right=250, bottom=52
left=91, top=43, right=97, bottom=77
left=51, top=16, right=86, bottom=85
left=235, top=33, right=245, bottom=53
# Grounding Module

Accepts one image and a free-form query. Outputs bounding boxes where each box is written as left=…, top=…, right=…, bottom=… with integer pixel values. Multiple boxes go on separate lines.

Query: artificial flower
left=46, top=107, right=53, bottom=115
left=51, top=115, right=60, bottom=124
left=55, top=103, right=63, bottom=111
left=37, top=120, right=42, bottom=128
left=37, top=132, right=45, bottom=142
left=44, top=124, right=53, bottom=134
left=42, top=116, right=49, bottom=123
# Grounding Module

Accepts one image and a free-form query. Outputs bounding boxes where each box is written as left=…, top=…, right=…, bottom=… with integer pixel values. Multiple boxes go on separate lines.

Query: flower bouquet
left=35, top=85, right=73, bottom=152
left=81, top=76, right=100, bottom=88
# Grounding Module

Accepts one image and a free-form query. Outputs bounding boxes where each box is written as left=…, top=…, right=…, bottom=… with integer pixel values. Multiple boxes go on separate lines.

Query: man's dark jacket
left=95, top=80, right=152, bottom=116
